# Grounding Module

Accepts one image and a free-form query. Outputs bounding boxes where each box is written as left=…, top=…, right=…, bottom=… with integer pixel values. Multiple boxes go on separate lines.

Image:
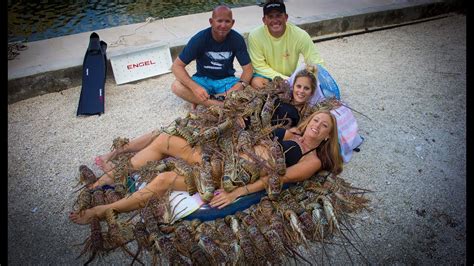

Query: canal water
left=8, top=0, right=260, bottom=43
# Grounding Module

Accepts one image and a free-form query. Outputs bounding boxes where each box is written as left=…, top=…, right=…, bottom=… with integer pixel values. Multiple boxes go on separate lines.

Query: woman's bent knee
left=152, top=132, right=172, bottom=151
left=151, top=172, right=179, bottom=189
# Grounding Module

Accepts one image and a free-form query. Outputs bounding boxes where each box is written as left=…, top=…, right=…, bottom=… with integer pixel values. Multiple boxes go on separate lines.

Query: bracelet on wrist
left=239, top=80, right=248, bottom=88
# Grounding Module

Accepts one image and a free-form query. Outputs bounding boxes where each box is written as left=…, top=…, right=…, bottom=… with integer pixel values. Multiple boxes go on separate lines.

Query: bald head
left=209, top=5, right=235, bottom=42
left=212, top=5, right=232, bottom=19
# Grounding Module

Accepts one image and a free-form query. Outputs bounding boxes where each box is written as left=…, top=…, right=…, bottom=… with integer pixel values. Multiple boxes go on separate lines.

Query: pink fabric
left=330, top=105, right=363, bottom=163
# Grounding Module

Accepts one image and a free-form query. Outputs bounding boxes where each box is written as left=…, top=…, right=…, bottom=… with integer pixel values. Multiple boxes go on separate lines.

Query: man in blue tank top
left=171, top=5, right=253, bottom=108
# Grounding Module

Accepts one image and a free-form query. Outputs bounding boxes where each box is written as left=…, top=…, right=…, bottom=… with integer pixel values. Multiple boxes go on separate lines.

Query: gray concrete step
left=7, top=0, right=463, bottom=104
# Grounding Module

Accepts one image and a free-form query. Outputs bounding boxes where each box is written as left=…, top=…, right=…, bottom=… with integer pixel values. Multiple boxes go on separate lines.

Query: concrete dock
left=7, top=1, right=466, bottom=264
left=7, top=0, right=464, bottom=103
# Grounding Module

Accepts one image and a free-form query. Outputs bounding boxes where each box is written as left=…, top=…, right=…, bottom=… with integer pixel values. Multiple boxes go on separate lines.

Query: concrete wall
left=7, top=0, right=465, bottom=104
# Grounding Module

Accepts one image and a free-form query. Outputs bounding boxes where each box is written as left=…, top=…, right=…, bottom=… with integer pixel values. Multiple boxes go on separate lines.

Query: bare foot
left=94, top=155, right=114, bottom=172
left=87, top=174, right=114, bottom=189
left=69, top=205, right=108, bottom=225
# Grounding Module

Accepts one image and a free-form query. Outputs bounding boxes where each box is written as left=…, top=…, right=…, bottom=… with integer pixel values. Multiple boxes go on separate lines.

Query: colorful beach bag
left=330, top=105, right=364, bottom=163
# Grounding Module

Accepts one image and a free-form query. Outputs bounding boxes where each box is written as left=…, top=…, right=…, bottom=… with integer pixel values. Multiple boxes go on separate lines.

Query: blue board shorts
left=192, top=75, right=239, bottom=95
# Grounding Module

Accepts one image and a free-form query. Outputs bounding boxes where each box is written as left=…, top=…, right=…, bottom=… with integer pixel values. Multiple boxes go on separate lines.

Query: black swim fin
left=77, top=32, right=108, bottom=116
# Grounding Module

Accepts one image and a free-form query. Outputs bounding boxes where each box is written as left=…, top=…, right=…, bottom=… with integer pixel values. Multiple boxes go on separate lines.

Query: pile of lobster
left=72, top=77, right=371, bottom=265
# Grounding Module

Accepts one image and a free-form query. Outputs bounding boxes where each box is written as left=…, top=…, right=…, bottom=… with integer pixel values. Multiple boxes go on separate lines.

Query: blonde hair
left=296, top=109, right=343, bottom=174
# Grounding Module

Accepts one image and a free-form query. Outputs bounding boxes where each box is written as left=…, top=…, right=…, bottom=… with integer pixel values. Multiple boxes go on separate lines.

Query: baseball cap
left=263, top=2, right=286, bottom=15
